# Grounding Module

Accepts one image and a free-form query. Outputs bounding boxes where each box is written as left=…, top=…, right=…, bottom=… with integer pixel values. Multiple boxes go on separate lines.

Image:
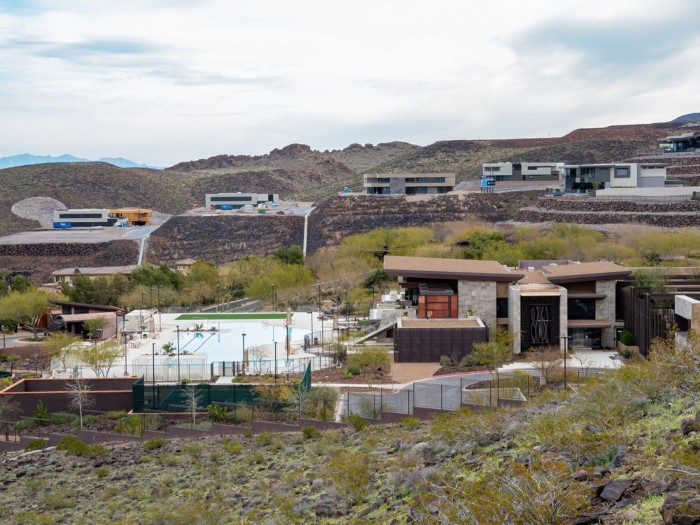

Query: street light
left=316, top=284, right=323, bottom=348
left=176, top=325, right=181, bottom=382
left=152, top=342, right=156, bottom=409
left=274, top=341, right=278, bottom=382
left=156, top=285, right=163, bottom=331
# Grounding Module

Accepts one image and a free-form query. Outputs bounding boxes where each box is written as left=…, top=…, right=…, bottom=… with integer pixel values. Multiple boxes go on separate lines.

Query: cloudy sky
left=1, top=0, right=699, bottom=166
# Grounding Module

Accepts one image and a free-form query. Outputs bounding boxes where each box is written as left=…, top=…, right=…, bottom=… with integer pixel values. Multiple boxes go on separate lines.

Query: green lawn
left=175, top=313, right=288, bottom=320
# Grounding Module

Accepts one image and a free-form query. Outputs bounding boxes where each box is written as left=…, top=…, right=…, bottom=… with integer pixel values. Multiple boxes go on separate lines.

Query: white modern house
left=562, top=162, right=667, bottom=193
left=482, top=162, right=563, bottom=183
left=205, top=193, right=279, bottom=210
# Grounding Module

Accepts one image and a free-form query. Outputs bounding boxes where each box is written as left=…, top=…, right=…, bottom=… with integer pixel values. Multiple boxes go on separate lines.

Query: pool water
left=174, top=321, right=309, bottom=362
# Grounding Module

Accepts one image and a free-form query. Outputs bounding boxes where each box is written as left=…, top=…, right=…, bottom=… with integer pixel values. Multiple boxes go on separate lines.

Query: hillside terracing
left=306, top=193, right=541, bottom=252
left=0, top=240, right=139, bottom=284
left=518, top=197, right=700, bottom=227
left=145, top=215, right=305, bottom=264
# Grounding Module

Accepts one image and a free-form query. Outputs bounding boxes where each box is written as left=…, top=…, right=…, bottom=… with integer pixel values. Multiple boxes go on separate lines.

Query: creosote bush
left=144, top=437, right=168, bottom=450
left=56, top=436, right=108, bottom=458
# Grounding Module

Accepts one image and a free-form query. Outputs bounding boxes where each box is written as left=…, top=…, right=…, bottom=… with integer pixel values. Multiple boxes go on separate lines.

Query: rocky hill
left=1, top=118, right=698, bottom=240
left=0, top=240, right=139, bottom=283
left=146, top=215, right=305, bottom=265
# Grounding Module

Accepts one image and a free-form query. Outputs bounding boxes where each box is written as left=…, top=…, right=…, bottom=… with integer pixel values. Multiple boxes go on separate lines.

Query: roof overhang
left=546, top=270, right=631, bottom=284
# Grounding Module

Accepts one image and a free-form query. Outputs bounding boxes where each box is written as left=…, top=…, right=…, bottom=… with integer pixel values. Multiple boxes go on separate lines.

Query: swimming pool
left=172, top=319, right=310, bottom=363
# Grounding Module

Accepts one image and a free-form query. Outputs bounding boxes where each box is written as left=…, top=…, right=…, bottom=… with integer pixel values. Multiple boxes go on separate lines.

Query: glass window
left=568, top=298, right=596, bottom=320
left=615, top=167, right=630, bottom=178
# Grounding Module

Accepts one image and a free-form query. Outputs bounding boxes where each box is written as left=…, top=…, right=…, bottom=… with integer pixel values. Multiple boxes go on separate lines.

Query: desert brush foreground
left=2, top=332, right=700, bottom=524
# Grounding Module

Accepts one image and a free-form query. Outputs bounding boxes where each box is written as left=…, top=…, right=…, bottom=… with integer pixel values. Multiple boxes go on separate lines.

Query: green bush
left=460, top=354, right=480, bottom=367
left=139, top=455, right=152, bottom=464
left=344, top=365, right=361, bottom=377
left=619, top=330, right=636, bottom=346
left=144, top=437, right=168, bottom=450
left=113, top=414, right=164, bottom=436
left=401, top=416, right=421, bottom=429
left=49, top=412, right=79, bottom=425
left=15, top=418, right=37, bottom=430
left=207, top=403, right=231, bottom=423
left=24, top=438, right=47, bottom=451
left=56, top=436, right=108, bottom=458
left=302, top=426, right=321, bottom=440
left=439, top=355, right=452, bottom=367
left=346, top=413, right=368, bottom=431
left=106, top=410, right=128, bottom=420
left=77, top=415, right=99, bottom=428
left=347, top=347, right=391, bottom=377
left=222, top=438, right=243, bottom=454
left=33, top=400, right=49, bottom=424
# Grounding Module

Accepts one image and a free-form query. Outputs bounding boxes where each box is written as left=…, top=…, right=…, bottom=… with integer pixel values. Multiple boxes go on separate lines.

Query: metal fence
left=211, top=353, right=338, bottom=378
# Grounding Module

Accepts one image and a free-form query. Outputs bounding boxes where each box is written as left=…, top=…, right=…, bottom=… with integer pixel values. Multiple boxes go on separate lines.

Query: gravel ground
left=11, top=197, right=66, bottom=228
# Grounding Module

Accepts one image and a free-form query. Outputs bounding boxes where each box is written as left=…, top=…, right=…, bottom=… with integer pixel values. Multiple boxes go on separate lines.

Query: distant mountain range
left=0, top=153, right=160, bottom=170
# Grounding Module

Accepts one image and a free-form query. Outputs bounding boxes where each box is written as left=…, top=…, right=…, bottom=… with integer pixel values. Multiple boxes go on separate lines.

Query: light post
left=309, top=311, right=314, bottom=350
left=117, top=311, right=127, bottom=376
left=316, top=283, right=323, bottom=348
left=274, top=341, right=278, bottom=382
left=152, top=342, right=156, bottom=409
left=156, top=285, right=163, bottom=331
left=344, top=289, right=349, bottom=326
left=242, top=332, right=246, bottom=356
left=140, top=290, right=147, bottom=333
left=176, top=325, right=181, bottom=382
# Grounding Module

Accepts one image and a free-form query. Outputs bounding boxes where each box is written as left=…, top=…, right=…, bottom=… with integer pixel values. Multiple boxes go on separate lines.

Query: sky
left=0, top=0, right=699, bottom=167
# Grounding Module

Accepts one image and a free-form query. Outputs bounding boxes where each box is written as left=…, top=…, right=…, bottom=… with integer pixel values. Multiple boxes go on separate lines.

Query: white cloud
left=0, top=0, right=698, bottom=165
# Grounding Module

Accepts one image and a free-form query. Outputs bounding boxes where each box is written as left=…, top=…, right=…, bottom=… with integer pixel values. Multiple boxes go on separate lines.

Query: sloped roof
left=384, top=256, right=524, bottom=282
left=541, top=261, right=631, bottom=283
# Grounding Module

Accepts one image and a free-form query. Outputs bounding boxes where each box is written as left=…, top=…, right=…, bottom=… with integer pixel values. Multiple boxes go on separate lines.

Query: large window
left=568, top=298, right=596, bottom=320
left=496, top=298, right=508, bottom=318
left=615, top=167, right=630, bottom=178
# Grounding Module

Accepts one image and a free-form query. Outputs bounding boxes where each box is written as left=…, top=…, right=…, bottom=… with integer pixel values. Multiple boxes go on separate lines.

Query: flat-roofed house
left=363, top=173, right=455, bottom=195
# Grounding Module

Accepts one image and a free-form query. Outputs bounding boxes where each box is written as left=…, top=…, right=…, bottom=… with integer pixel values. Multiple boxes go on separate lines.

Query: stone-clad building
left=383, top=256, right=630, bottom=360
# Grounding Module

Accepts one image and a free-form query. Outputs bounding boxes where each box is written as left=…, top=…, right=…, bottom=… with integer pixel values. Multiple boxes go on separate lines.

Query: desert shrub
left=302, top=426, right=321, bottom=440
left=144, top=437, right=168, bottom=450
left=222, top=437, right=243, bottom=454
left=344, top=364, right=361, bottom=377
left=113, top=414, right=164, bottom=436
left=76, top=414, right=99, bottom=428
left=15, top=418, right=37, bottom=430
left=346, top=413, right=368, bottom=431
left=207, top=403, right=230, bottom=423
left=49, top=412, right=79, bottom=425
left=33, top=400, right=50, bottom=424
left=347, top=347, right=391, bottom=378
left=460, top=353, right=480, bottom=367
left=619, top=330, right=636, bottom=346
left=325, top=450, right=372, bottom=504
left=401, top=416, right=421, bottom=429
left=56, top=436, right=108, bottom=458
left=254, top=432, right=273, bottom=446
left=304, top=387, right=338, bottom=421
left=439, top=355, right=452, bottom=367
left=184, top=442, right=203, bottom=459
left=94, top=466, right=110, bottom=477
left=139, top=455, right=152, bottom=463
left=106, top=410, right=127, bottom=420
left=43, top=489, right=77, bottom=510
left=24, top=438, right=47, bottom=451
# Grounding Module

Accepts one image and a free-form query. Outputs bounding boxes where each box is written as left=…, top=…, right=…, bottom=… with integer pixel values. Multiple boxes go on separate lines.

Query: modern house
left=482, top=162, right=562, bottom=183
left=53, top=209, right=118, bottom=228
left=363, top=173, right=455, bottom=195
left=562, top=162, right=667, bottom=193
left=52, top=265, right=138, bottom=285
left=384, top=256, right=631, bottom=360
left=658, top=132, right=700, bottom=152
left=205, top=193, right=279, bottom=210
left=108, top=208, right=152, bottom=226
